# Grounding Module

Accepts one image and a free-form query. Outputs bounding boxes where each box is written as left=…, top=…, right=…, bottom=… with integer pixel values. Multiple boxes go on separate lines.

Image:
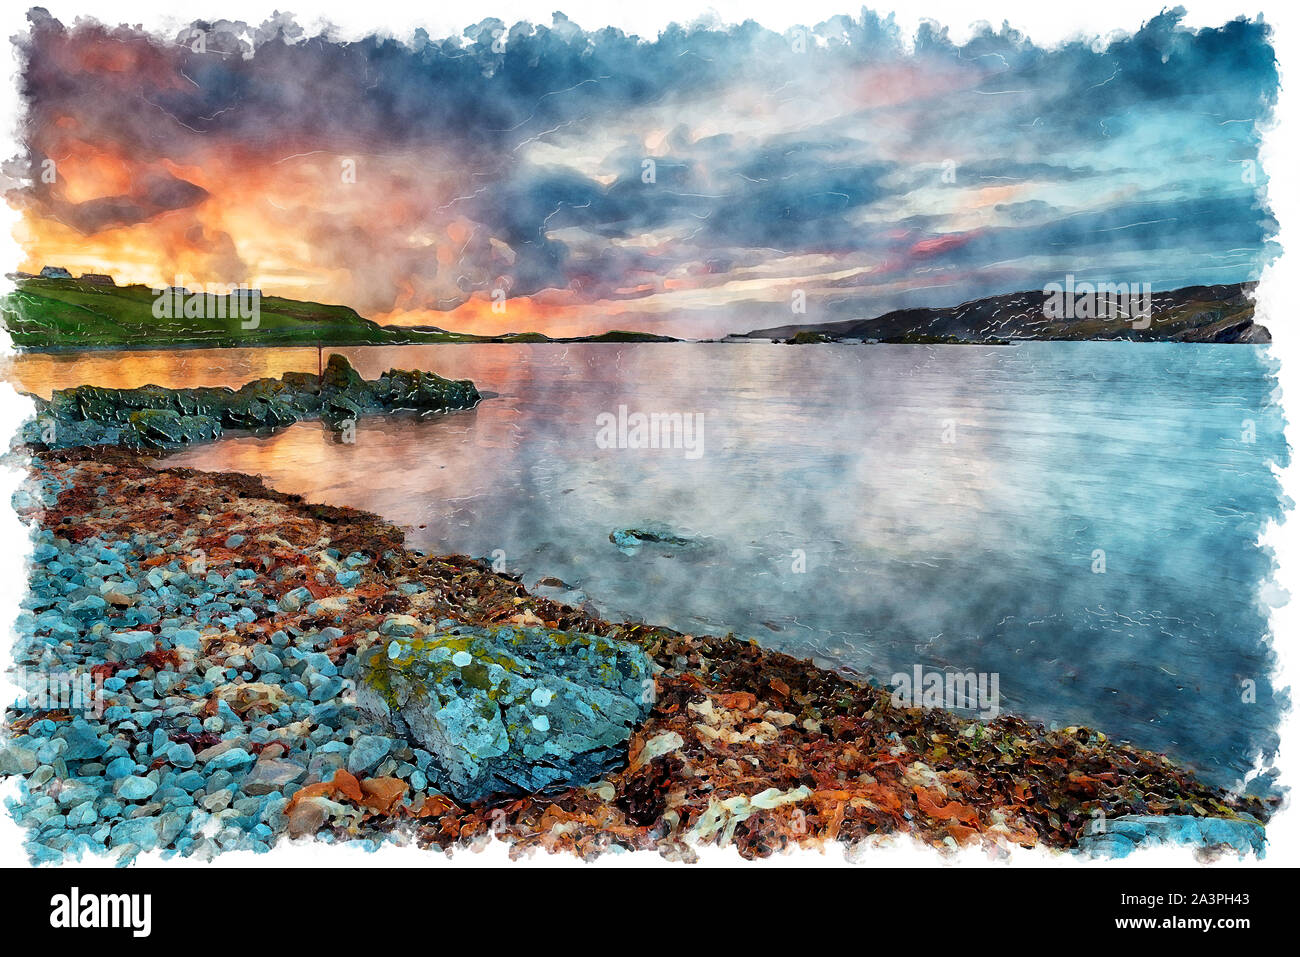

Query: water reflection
left=6, top=341, right=1287, bottom=787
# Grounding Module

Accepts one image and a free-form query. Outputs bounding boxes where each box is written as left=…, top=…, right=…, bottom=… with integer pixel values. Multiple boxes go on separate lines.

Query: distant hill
left=3, top=274, right=1264, bottom=350
left=563, top=330, right=677, bottom=343
left=742, top=283, right=1268, bottom=344
left=2, top=276, right=465, bottom=349
left=0, top=276, right=680, bottom=349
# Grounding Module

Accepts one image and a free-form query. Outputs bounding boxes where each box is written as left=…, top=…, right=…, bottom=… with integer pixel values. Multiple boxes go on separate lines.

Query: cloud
left=50, top=171, right=208, bottom=234
left=8, top=7, right=1279, bottom=335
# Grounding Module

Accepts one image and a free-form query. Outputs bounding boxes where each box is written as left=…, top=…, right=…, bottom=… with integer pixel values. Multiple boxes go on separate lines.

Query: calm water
left=6, top=342, right=1288, bottom=787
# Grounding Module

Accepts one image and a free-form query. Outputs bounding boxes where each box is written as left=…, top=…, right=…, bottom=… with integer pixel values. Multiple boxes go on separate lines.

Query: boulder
left=609, top=525, right=695, bottom=549
left=321, top=393, right=363, bottom=429
left=123, top=409, right=222, bottom=449
left=356, top=624, right=653, bottom=802
left=280, top=371, right=321, bottom=393
left=0, top=745, right=38, bottom=775
left=372, top=368, right=480, bottom=411
left=321, top=353, right=368, bottom=393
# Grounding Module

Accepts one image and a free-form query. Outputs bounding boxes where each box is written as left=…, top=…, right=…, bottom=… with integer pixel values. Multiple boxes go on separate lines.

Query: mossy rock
left=122, top=409, right=222, bottom=449
left=357, top=624, right=653, bottom=801
left=321, top=353, right=367, bottom=393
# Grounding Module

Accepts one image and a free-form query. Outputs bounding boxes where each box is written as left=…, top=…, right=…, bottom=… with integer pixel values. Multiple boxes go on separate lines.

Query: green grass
left=2, top=278, right=682, bottom=349
left=0, top=278, right=506, bottom=349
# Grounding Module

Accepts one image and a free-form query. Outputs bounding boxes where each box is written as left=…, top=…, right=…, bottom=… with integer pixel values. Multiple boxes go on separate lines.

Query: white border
left=0, top=0, right=1295, bottom=869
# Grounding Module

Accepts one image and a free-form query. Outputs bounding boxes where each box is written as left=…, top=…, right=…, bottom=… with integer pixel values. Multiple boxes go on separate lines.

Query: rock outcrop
left=357, top=623, right=654, bottom=802
left=21, top=354, right=480, bottom=451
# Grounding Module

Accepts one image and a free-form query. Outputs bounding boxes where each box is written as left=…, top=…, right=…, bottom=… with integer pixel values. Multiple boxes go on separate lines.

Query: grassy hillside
left=1, top=277, right=475, bottom=349
left=1, top=277, right=685, bottom=349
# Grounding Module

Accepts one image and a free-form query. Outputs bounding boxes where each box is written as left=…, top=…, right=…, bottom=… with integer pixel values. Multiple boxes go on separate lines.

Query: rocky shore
left=1, top=445, right=1272, bottom=864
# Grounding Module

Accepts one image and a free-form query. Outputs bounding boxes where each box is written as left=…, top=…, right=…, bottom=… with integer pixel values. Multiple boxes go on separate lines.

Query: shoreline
left=1, top=446, right=1271, bottom=863
left=6, top=338, right=1275, bottom=356
left=5, top=278, right=1266, bottom=350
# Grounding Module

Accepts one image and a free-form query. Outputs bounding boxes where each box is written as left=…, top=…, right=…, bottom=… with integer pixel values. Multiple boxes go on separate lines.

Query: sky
left=6, top=7, right=1280, bottom=337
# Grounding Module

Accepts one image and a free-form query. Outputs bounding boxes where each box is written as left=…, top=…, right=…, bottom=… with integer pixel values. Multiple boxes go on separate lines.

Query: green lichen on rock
left=356, top=623, right=654, bottom=802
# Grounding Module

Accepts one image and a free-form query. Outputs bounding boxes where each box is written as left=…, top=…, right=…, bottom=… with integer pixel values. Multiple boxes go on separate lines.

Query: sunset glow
left=8, top=9, right=1277, bottom=337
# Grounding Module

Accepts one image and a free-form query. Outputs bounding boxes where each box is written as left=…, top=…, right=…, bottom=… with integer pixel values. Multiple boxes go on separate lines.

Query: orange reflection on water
left=6, top=342, right=620, bottom=400
left=165, top=410, right=508, bottom=539
left=3, top=347, right=326, bottom=399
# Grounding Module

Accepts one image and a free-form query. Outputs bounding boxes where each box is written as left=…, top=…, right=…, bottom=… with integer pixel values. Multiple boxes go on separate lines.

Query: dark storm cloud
left=43, top=171, right=207, bottom=234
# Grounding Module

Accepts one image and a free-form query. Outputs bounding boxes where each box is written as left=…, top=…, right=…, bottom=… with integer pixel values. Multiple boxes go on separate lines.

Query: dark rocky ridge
left=744, top=282, right=1268, bottom=344
left=19, top=354, right=481, bottom=451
